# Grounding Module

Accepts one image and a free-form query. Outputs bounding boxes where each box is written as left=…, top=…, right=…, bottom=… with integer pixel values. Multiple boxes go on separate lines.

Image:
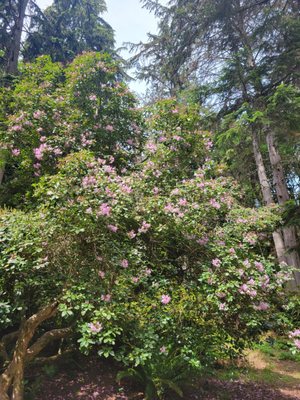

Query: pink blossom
left=11, top=148, right=20, bottom=156
left=158, top=136, right=167, bottom=142
left=254, top=261, right=264, bottom=272
left=219, top=303, right=226, bottom=311
left=86, top=207, right=93, bottom=214
left=294, top=339, right=300, bottom=350
left=197, top=237, right=209, bottom=245
left=11, top=125, right=22, bottom=131
left=229, top=248, right=236, bottom=255
left=144, top=268, right=152, bottom=276
left=101, top=294, right=111, bottom=302
left=88, top=322, right=103, bottom=333
left=179, top=198, right=188, bottom=206
left=33, top=110, right=44, bottom=119
left=120, top=184, right=132, bottom=194
left=98, top=203, right=111, bottom=217
left=127, top=230, right=136, bottom=239
left=34, top=143, right=49, bottom=160
left=132, top=277, right=139, bottom=283
left=138, top=221, right=151, bottom=234
left=289, top=329, right=300, bottom=338
left=254, top=302, right=269, bottom=311
left=212, top=258, right=221, bottom=268
left=173, top=135, right=183, bottom=142
left=107, top=224, right=118, bottom=232
left=171, top=109, right=178, bottom=114
left=153, top=187, right=159, bottom=195
left=160, top=346, right=167, bottom=354
left=82, top=175, right=97, bottom=187
left=105, top=125, right=114, bottom=132
left=89, top=94, right=97, bottom=101
left=161, top=294, right=171, bottom=304
left=120, top=259, right=129, bottom=268
left=98, top=271, right=105, bottom=279
left=239, top=284, right=249, bottom=294
left=146, top=142, right=157, bottom=153
left=210, top=198, right=221, bottom=209
left=53, top=147, right=62, bottom=156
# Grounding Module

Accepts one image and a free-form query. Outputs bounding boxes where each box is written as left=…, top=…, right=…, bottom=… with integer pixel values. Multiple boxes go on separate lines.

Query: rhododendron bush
left=0, top=52, right=143, bottom=206
left=0, top=98, right=294, bottom=399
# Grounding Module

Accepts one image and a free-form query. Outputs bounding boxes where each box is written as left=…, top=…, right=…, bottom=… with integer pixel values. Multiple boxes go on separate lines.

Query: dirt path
left=27, top=352, right=300, bottom=400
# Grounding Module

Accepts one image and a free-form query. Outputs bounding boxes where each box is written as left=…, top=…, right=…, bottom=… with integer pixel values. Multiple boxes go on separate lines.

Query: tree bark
left=6, top=0, right=29, bottom=75
left=252, top=130, right=286, bottom=262
left=0, top=302, right=59, bottom=400
left=266, top=129, right=300, bottom=287
left=0, top=166, right=4, bottom=185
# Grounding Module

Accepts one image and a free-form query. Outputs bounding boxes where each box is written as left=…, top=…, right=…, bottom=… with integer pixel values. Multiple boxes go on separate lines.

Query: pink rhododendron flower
left=138, top=221, right=151, bottom=233
left=33, top=110, right=44, bottom=119
left=197, top=237, right=209, bottom=245
left=153, top=187, right=159, bottom=194
left=120, top=259, right=129, bottom=268
left=98, top=271, right=105, bottom=279
left=127, top=230, right=136, bottom=239
left=212, top=258, right=221, bottom=267
left=146, top=142, right=157, bottom=153
left=179, top=198, right=188, bottom=206
left=11, top=148, right=20, bottom=156
left=243, top=259, right=251, bottom=268
left=34, top=143, right=49, bottom=160
left=11, top=125, right=22, bottom=131
left=289, top=329, right=300, bottom=338
left=161, top=294, right=171, bottom=304
left=120, top=184, right=132, bottom=194
left=219, top=303, right=226, bottom=311
left=210, top=198, right=221, bottom=209
left=88, top=322, right=103, bottom=333
left=98, top=203, right=111, bottom=216
left=89, top=94, right=97, bottom=101
left=107, top=224, right=118, bottom=232
left=85, top=207, right=93, bottom=214
left=294, top=339, right=300, bottom=349
left=254, top=261, right=264, bottom=272
left=229, top=248, right=236, bottom=255
left=132, top=277, right=139, bottom=283
left=101, top=294, right=111, bottom=302
left=105, top=124, right=114, bottom=132
left=253, top=302, right=269, bottom=311
left=160, top=346, right=167, bottom=354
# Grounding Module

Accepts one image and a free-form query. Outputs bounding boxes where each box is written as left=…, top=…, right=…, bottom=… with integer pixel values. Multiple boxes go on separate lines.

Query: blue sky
left=36, top=0, right=161, bottom=94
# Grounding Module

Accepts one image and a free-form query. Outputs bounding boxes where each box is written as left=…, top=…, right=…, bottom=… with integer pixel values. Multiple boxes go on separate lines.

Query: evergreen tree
left=23, top=0, right=115, bottom=63
left=134, top=0, right=300, bottom=286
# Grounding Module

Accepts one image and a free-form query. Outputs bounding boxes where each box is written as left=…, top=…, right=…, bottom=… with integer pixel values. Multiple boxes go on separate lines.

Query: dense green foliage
left=0, top=95, right=296, bottom=399
left=0, top=1, right=299, bottom=399
left=0, top=53, right=143, bottom=206
left=23, top=0, right=114, bottom=62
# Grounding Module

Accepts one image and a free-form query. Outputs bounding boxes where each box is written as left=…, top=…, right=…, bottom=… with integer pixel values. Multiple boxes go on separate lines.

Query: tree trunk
left=6, top=0, right=29, bottom=75
left=0, top=302, right=58, bottom=400
left=252, top=130, right=286, bottom=262
left=0, top=165, right=5, bottom=185
left=266, top=129, right=300, bottom=287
